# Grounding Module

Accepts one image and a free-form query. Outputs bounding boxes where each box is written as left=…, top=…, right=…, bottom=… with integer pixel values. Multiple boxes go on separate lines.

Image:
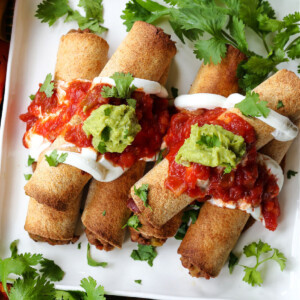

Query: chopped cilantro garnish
left=122, top=215, right=141, bottom=230
left=80, top=276, right=106, bottom=300
left=40, top=73, right=54, bottom=98
left=228, top=252, right=239, bottom=274
left=101, top=72, right=137, bottom=100
left=235, top=91, right=270, bottom=118
left=45, top=150, right=68, bottom=167
left=287, top=170, right=298, bottom=179
left=134, top=184, right=151, bottom=210
left=196, top=134, right=221, bottom=148
left=134, top=279, right=142, bottom=284
left=87, top=243, right=107, bottom=267
left=27, top=155, right=36, bottom=167
left=131, top=244, right=157, bottom=267
left=10, top=239, right=19, bottom=258
left=77, top=242, right=81, bottom=249
left=24, top=174, right=32, bottom=181
left=29, top=94, right=35, bottom=101
left=102, top=210, right=106, bottom=216
left=276, top=100, right=285, bottom=109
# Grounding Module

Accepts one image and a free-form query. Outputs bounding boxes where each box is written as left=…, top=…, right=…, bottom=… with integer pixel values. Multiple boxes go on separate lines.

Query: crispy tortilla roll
left=129, top=211, right=183, bottom=247
left=25, top=21, right=176, bottom=211
left=100, top=21, right=176, bottom=82
left=24, top=193, right=82, bottom=245
left=217, top=69, right=300, bottom=149
left=55, top=29, right=109, bottom=82
left=24, top=31, right=109, bottom=210
left=178, top=134, right=294, bottom=278
left=82, top=161, right=146, bottom=251
left=130, top=46, right=246, bottom=228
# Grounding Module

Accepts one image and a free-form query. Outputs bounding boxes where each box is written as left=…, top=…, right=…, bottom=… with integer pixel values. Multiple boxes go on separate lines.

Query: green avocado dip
left=175, top=124, right=246, bottom=172
left=83, top=104, right=141, bottom=153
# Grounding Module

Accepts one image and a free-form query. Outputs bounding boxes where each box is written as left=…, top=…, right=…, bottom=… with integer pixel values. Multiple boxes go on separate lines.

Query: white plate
left=0, top=1, right=300, bottom=299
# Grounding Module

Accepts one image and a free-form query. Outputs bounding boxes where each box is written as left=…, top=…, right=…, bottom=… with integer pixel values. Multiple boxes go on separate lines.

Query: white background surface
left=0, top=0, right=300, bottom=299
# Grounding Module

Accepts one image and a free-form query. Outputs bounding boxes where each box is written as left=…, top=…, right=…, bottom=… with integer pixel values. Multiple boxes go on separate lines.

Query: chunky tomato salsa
left=164, top=108, right=280, bottom=231
left=20, top=80, right=170, bottom=169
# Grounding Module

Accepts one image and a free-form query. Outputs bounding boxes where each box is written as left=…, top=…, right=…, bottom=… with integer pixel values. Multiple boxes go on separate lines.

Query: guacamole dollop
left=175, top=124, right=246, bottom=171
left=83, top=104, right=141, bottom=153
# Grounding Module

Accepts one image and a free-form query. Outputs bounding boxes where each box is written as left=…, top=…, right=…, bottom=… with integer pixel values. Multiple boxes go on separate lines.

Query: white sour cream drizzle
left=26, top=77, right=167, bottom=180
left=174, top=93, right=298, bottom=142
left=208, top=153, right=284, bottom=227
left=92, top=76, right=169, bottom=98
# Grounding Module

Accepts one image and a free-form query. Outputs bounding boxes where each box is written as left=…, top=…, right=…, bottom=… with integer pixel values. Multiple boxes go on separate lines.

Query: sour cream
left=92, top=76, right=169, bottom=98
left=174, top=92, right=298, bottom=142
left=208, top=153, right=284, bottom=226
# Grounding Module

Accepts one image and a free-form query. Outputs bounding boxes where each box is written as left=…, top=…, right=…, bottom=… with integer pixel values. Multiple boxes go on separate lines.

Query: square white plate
left=0, top=1, right=300, bottom=299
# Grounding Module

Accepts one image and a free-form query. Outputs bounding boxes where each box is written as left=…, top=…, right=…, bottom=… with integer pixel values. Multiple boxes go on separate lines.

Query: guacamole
left=83, top=104, right=141, bottom=153
left=175, top=124, right=246, bottom=171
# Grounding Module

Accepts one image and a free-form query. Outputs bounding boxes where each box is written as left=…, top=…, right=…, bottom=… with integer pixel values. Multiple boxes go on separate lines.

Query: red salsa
left=20, top=80, right=170, bottom=170
left=164, top=108, right=280, bottom=231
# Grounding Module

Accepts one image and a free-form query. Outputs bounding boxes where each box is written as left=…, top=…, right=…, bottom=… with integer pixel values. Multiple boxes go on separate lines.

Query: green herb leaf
left=97, top=142, right=107, bottom=154
left=35, top=0, right=71, bottom=26
left=24, top=174, right=32, bottom=181
left=228, top=252, right=239, bottom=274
left=40, top=73, right=54, bottom=98
left=271, top=248, right=287, bottom=271
left=27, top=155, right=36, bottom=167
left=10, top=240, right=19, bottom=259
left=156, top=148, right=167, bottom=165
left=122, top=215, right=141, bottom=230
left=102, top=211, right=106, bottom=216
left=242, top=266, right=263, bottom=287
left=87, top=244, right=107, bottom=268
left=104, top=107, right=111, bottom=116
left=78, top=243, right=82, bottom=250
left=134, top=279, right=142, bottom=284
left=127, top=98, right=137, bottom=108
left=40, top=258, right=65, bottom=282
left=80, top=276, right=106, bottom=300
left=29, top=94, right=35, bottom=101
left=235, top=91, right=270, bottom=118
left=171, top=87, right=178, bottom=98
left=196, top=134, right=221, bottom=148
left=101, top=72, right=137, bottom=100
left=287, top=170, right=298, bottom=179
left=101, top=126, right=111, bottom=142
left=45, top=150, right=68, bottom=167
left=131, top=244, right=157, bottom=267
left=276, top=100, right=284, bottom=109
left=134, top=184, right=151, bottom=209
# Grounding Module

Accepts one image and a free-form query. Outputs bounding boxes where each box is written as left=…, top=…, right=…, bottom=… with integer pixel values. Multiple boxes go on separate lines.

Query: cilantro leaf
left=102, top=211, right=106, bottom=216
left=229, top=16, right=248, bottom=53
left=134, top=184, right=151, bottom=209
left=87, top=244, right=107, bottom=268
left=78, top=243, right=82, bottom=249
left=131, top=244, right=157, bottom=267
left=196, top=134, right=221, bottom=148
left=242, top=266, right=263, bottom=287
left=10, top=240, right=19, bottom=259
left=156, top=148, right=167, bottom=165
left=45, top=150, right=68, bottom=167
left=9, top=276, right=56, bottom=300
left=24, top=174, right=32, bottom=181
left=228, top=252, right=239, bottom=274
left=40, top=258, right=64, bottom=282
left=235, top=91, right=270, bottom=118
left=27, top=155, right=36, bottom=167
left=276, top=100, right=284, bottom=109
left=35, top=0, right=71, bottom=26
left=40, top=73, right=54, bottom=98
left=80, top=276, right=106, bottom=300
left=79, top=0, right=104, bottom=22
left=271, top=248, right=287, bottom=271
left=29, top=94, right=35, bottom=101
left=134, top=279, right=142, bottom=284
left=287, top=170, right=298, bottom=179
left=122, top=215, right=141, bottom=230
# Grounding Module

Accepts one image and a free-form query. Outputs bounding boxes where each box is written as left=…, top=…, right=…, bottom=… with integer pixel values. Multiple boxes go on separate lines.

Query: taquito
left=129, top=211, right=183, bottom=247
left=24, top=30, right=109, bottom=244
left=178, top=133, right=295, bottom=278
left=82, top=161, right=146, bottom=251
left=25, top=21, right=176, bottom=211
left=130, top=69, right=300, bottom=229
left=130, top=46, right=247, bottom=228
left=81, top=21, right=176, bottom=250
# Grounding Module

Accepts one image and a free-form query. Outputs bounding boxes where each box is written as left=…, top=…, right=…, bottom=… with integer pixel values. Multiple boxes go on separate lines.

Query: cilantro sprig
left=287, top=169, right=298, bottom=179
left=87, top=243, right=107, bottom=268
left=122, top=215, right=142, bottom=230
left=35, top=0, right=107, bottom=34
left=40, top=73, right=54, bottom=98
left=121, top=0, right=300, bottom=91
left=134, top=184, right=151, bottom=210
left=101, top=72, right=137, bottom=100
left=45, top=150, right=68, bottom=167
left=131, top=244, right=157, bottom=267
left=234, top=91, right=270, bottom=118
left=229, top=240, right=287, bottom=287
